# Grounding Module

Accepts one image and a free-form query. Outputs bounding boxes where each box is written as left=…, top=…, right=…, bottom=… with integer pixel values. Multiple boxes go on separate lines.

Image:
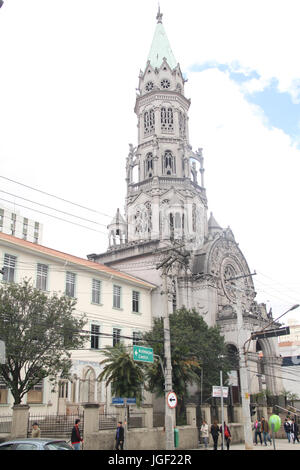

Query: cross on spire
left=156, top=4, right=163, bottom=23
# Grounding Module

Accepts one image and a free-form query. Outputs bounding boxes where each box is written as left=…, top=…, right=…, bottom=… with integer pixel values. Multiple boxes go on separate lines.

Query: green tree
left=143, top=308, right=232, bottom=411
left=0, top=279, right=87, bottom=404
left=98, top=343, right=145, bottom=406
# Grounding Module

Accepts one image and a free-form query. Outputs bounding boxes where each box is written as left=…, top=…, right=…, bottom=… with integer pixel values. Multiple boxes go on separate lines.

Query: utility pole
left=226, top=274, right=256, bottom=450
left=156, top=242, right=190, bottom=450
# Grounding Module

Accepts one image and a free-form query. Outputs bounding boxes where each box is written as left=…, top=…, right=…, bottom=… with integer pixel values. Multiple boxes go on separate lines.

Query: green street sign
left=133, top=345, right=154, bottom=363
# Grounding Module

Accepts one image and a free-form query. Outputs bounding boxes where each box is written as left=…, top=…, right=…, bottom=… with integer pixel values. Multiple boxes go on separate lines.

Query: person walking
left=71, top=419, right=83, bottom=450
left=284, top=418, right=291, bottom=443
left=290, top=418, right=299, bottom=443
left=210, top=420, right=220, bottom=451
left=220, top=421, right=231, bottom=450
left=200, top=420, right=209, bottom=449
left=115, top=421, right=125, bottom=450
left=261, top=416, right=272, bottom=446
left=31, top=422, right=41, bottom=438
left=253, top=419, right=262, bottom=445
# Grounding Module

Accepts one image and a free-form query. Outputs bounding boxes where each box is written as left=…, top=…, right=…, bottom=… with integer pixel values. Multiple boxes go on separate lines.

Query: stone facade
left=88, top=10, right=284, bottom=399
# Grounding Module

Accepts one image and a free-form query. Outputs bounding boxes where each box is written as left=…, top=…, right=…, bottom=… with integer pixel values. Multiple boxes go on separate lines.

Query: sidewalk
left=196, top=439, right=300, bottom=451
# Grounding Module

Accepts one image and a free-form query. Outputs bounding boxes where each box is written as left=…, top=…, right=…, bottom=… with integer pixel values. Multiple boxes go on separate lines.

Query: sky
left=0, top=0, right=299, bottom=325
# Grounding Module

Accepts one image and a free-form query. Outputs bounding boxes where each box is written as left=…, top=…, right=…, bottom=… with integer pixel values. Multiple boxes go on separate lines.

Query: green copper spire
left=147, top=8, right=177, bottom=70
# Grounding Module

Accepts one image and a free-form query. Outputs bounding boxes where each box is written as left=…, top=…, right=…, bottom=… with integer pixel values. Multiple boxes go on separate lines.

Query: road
left=196, top=439, right=300, bottom=451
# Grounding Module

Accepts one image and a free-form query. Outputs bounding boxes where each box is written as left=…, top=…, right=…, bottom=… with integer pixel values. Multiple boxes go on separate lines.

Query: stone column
left=141, top=404, right=153, bottom=429
left=11, top=404, right=30, bottom=439
left=200, top=404, right=211, bottom=426
left=83, top=403, right=100, bottom=436
left=186, top=403, right=197, bottom=427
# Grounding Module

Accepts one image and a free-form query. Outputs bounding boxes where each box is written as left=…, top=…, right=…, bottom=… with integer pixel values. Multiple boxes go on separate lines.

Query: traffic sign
left=212, top=386, right=229, bottom=398
left=133, top=345, right=154, bottom=363
left=167, top=391, right=177, bottom=409
left=252, top=326, right=290, bottom=340
left=112, top=397, right=136, bottom=405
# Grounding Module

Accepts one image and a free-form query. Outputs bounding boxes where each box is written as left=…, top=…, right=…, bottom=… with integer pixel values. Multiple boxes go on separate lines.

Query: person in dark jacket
left=71, top=419, right=83, bottom=450
left=261, top=417, right=272, bottom=446
left=284, top=418, right=291, bottom=442
left=115, top=421, right=125, bottom=450
left=210, top=420, right=220, bottom=451
left=290, top=418, right=299, bottom=443
left=220, top=421, right=231, bottom=450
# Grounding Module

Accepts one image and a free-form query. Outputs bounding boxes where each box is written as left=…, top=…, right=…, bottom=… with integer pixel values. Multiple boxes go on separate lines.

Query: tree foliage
left=0, top=279, right=87, bottom=404
left=98, top=343, right=145, bottom=406
left=143, top=308, right=232, bottom=406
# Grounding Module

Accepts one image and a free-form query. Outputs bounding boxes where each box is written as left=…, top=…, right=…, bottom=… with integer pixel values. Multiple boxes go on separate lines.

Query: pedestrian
left=220, top=421, right=231, bottom=450
left=283, top=418, right=291, bottom=443
left=210, top=420, right=220, bottom=451
left=200, top=419, right=209, bottom=449
left=261, top=416, right=272, bottom=446
left=290, top=418, right=299, bottom=443
left=115, top=421, right=124, bottom=450
left=71, top=419, right=83, bottom=450
left=253, top=419, right=262, bottom=445
left=31, top=422, right=41, bottom=438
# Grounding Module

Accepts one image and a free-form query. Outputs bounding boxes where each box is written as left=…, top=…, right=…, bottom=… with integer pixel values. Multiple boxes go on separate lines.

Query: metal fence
left=128, top=412, right=146, bottom=429
left=27, top=413, right=84, bottom=439
left=0, top=415, right=12, bottom=434
left=99, top=413, right=118, bottom=430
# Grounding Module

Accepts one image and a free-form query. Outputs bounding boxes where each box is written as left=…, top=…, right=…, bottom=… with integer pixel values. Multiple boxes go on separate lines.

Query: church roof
left=208, top=212, right=222, bottom=231
left=147, top=9, right=177, bottom=70
left=108, top=208, right=126, bottom=227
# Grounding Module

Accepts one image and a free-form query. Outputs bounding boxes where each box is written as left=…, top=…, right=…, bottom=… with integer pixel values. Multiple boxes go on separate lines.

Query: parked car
left=0, top=438, right=73, bottom=450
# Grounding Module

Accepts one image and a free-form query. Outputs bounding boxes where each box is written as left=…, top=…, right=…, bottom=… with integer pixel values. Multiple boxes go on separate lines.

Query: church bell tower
left=122, top=8, right=208, bottom=250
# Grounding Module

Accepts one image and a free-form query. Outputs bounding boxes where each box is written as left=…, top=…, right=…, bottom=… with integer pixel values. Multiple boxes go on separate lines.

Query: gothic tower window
left=179, top=111, right=186, bottom=138
left=163, top=150, right=175, bottom=175
left=144, top=109, right=155, bottom=136
left=145, top=152, right=153, bottom=178
left=161, top=107, right=174, bottom=133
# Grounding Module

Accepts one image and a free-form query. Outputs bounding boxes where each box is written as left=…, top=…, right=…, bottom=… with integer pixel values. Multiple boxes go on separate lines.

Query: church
left=88, top=8, right=283, bottom=403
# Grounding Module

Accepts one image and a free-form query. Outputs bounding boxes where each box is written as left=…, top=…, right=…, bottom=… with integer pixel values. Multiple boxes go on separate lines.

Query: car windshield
left=44, top=441, right=72, bottom=450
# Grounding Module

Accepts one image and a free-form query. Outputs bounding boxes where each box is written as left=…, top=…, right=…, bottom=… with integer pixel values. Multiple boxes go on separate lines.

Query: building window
left=113, top=285, right=121, bottom=309
left=23, top=218, right=28, bottom=240
left=27, top=380, right=43, bottom=404
left=161, top=107, right=174, bottom=133
left=179, top=111, right=186, bottom=137
left=58, top=380, right=69, bottom=399
left=3, top=254, right=17, bottom=282
left=0, top=209, right=4, bottom=231
left=91, top=324, right=100, bottom=350
left=66, top=272, right=76, bottom=298
left=11, top=213, right=16, bottom=236
left=145, top=152, right=153, bottom=178
left=36, top=263, right=48, bottom=291
left=132, top=291, right=140, bottom=313
left=133, top=331, right=142, bottom=345
left=163, top=150, right=175, bottom=175
left=0, top=376, right=8, bottom=404
left=34, top=222, right=39, bottom=244
left=92, top=279, right=101, bottom=304
left=113, top=328, right=121, bottom=347
left=144, top=109, right=155, bottom=136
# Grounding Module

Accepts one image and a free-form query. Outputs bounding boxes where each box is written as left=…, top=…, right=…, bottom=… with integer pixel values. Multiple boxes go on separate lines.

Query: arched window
left=161, top=107, right=174, bottom=133
left=145, top=153, right=153, bottom=178
left=163, top=150, right=175, bottom=175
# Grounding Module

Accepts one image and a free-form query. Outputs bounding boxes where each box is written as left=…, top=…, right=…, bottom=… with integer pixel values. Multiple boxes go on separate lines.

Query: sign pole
left=220, top=370, right=225, bottom=450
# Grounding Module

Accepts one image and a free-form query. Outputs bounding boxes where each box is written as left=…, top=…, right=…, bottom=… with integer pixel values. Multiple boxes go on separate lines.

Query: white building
left=0, top=205, right=43, bottom=244
left=0, top=231, right=155, bottom=415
